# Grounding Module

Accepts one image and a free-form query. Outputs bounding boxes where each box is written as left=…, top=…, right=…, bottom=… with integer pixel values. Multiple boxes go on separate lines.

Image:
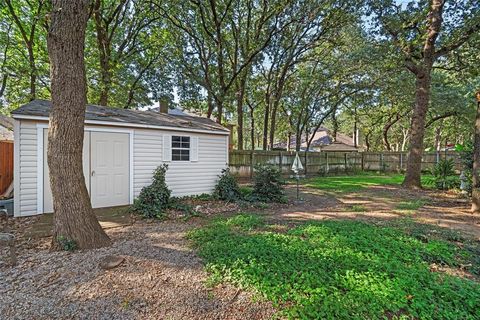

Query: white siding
left=133, top=129, right=228, bottom=197
left=16, top=120, right=39, bottom=216
left=133, top=129, right=163, bottom=196
left=15, top=119, right=229, bottom=216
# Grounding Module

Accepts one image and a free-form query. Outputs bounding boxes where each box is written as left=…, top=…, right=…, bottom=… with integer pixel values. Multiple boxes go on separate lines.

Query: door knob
left=91, top=170, right=95, bottom=176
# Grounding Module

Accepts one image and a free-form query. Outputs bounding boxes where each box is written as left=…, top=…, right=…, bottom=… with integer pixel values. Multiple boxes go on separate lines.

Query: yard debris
left=99, top=255, right=125, bottom=270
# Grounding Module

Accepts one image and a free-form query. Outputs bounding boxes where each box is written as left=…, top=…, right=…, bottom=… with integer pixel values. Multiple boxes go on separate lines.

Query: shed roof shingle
left=12, top=100, right=229, bottom=133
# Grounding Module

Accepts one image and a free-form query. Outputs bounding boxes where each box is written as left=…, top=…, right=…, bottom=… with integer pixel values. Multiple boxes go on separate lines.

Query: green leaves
left=213, top=168, right=242, bottom=202
left=190, top=215, right=480, bottom=319
left=132, top=164, right=171, bottom=219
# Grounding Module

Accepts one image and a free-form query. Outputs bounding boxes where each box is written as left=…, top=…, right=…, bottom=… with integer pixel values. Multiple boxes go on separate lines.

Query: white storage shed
left=11, top=100, right=229, bottom=217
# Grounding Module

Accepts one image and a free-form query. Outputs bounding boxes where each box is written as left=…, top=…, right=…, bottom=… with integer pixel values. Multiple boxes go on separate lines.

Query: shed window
left=172, top=136, right=190, bottom=161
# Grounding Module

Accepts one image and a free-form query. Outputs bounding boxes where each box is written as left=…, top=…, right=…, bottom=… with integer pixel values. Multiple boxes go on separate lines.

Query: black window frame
left=171, top=136, right=190, bottom=161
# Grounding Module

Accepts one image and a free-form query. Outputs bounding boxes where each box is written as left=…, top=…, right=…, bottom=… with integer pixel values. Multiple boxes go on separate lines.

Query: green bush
left=133, top=164, right=171, bottom=218
left=432, top=159, right=459, bottom=190
left=213, top=168, right=241, bottom=201
left=251, top=164, right=284, bottom=202
left=57, top=236, right=77, bottom=251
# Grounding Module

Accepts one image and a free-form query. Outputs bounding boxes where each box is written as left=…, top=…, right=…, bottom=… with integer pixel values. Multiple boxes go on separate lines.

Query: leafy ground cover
left=189, top=214, right=480, bottom=319
left=304, top=173, right=433, bottom=193
left=395, top=199, right=430, bottom=213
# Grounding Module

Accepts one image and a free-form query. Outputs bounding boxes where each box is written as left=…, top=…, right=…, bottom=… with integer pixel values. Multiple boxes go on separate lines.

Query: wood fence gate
left=0, top=141, right=14, bottom=195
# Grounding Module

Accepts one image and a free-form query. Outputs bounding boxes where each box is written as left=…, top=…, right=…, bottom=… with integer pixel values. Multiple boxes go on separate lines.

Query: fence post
left=380, top=153, right=384, bottom=171
left=326, top=152, right=329, bottom=173
left=279, top=151, right=283, bottom=175
left=250, top=151, right=254, bottom=179
left=344, top=153, right=348, bottom=173
left=361, top=152, right=365, bottom=171
left=304, top=152, right=308, bottom=175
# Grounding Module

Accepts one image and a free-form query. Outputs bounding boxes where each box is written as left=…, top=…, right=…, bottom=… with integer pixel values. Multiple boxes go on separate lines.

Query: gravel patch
left=0, top=220, right=275, bottom=319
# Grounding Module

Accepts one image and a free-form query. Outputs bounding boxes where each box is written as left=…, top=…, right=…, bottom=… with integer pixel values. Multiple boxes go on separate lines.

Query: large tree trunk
left=402, top=72, right=431, bottom=188
left=402, top=0, right=443, bottom=189
left=47, top=0, right=111, bottom=250
left=471, top=101, right=480, bottom=213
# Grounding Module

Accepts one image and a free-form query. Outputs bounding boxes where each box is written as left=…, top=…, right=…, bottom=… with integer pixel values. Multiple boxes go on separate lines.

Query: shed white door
left=90, top=132, right=130, bottom=208
left=43, top=129, right=90, bottom=213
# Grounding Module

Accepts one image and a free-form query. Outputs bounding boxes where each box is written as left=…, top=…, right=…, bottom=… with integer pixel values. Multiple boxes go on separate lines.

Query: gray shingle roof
left=12, top=100, right=229, bottom=133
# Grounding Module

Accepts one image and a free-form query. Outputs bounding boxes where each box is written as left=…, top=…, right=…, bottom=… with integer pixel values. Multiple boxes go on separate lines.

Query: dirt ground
left=1, top=184, right=479, bottom=319
left=276, top=184, right=480, bottom=240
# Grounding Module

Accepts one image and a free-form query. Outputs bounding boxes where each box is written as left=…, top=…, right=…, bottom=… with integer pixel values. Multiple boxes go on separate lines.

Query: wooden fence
left=229, top=150, right=462, bottom=178
left=0, top=141, right=14, bottom=194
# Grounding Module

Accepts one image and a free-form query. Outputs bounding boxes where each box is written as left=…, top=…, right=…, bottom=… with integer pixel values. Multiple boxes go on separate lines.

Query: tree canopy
left=1, top=0, right=479, bottom=159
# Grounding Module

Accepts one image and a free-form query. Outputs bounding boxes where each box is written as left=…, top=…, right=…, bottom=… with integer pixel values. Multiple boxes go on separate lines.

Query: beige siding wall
left=16, top=120, right=39, bottom=216
left=133, top=129, right=228, bottom=197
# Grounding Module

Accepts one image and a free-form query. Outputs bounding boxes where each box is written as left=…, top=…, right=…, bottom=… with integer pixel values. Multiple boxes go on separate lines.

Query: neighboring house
left=274, top=127, right=360, bottom=152
left=0, top=114, right=14, bottom=141
left=11, top=99, right=229, bottom=217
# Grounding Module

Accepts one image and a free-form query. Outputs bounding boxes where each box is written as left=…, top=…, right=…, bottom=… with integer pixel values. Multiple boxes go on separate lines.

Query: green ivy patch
left=189, top=215, right=480, bottom=319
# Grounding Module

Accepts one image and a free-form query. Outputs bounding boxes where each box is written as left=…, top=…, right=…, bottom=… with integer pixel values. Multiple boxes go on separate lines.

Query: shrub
left=432, top=159, right=459, bottom=190
left=133, top=164, right=171, bottom=218
left=251, top=164, right=284, bottom=202
left=57, top=236, right=77, bottom=251
left=213, top=168, right=241, bottom=201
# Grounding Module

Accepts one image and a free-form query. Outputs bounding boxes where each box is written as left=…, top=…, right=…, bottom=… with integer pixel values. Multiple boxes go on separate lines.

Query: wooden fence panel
left=229, top=150, right=462, bottom=178
left=0, top=141, right=14, bottom=194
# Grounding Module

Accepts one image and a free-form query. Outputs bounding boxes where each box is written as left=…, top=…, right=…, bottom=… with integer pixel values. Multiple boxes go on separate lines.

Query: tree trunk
left=434, top=125, right=442, bottom=151
left=207, top=92, right=214, bottom=118
left=268, top=99, right=279, bottom=149
left=401, top=128, right=409, bottom=152
left=262, top=97, right=270, bottom=150
left=27, top=44, right=36, bottom=101
left=47, top=0, right=111, bottom=250
left=236, top=76, right=247, bottom=150
left=93, top=0, right=112, bottom=106
left=249, top=105, right=255, bottom=150
left=365, top=132, right=371, bottom=151
left=383, top=114, right=400, bottom=151
left=295, top=130, right=301, bottom=152
left=216, top=99, right=223, bottom=124
left=402, top=72, right=431, bottom=189
left=332, top=113, right=338, bottom=142
left=472, top=101, right=480, bottom=213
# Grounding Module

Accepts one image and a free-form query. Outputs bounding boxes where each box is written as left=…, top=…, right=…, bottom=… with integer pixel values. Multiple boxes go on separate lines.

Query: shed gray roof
left=12, top=100, right=229, bottom=133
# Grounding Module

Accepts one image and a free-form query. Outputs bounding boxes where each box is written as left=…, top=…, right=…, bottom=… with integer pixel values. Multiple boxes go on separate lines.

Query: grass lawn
left=395, top=199, right=430, bottom=214
left=304, top=173, right=432, bottom=193
left=189, top=214, right=480, bottom=319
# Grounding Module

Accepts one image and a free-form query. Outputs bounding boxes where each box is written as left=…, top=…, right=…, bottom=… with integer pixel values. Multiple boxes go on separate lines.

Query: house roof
left=0, top=115, right=14, bottom=141
left=274, top=127, right=356, bottom=150
left=12, top=99, right=229, bottom=134
left=320, top=142, right=359, bottom=152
